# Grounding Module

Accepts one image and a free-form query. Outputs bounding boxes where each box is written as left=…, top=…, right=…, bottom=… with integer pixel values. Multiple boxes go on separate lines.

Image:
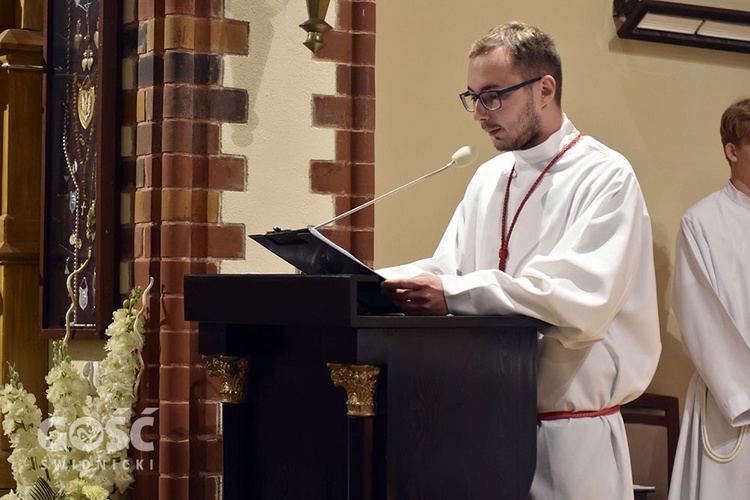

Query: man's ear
left=725, top=142, right=738, bottom=163
left=538, top=75, right=556, bottom=106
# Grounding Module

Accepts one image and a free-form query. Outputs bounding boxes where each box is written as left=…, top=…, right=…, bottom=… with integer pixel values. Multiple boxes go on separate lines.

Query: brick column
left=134, top=1, right=248, bottom=498
left=311, top=0, right=376, bottom=265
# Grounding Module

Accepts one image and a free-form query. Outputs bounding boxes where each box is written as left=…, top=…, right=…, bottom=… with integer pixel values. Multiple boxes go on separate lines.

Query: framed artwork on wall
left=40, top=0, right=121, bottom=339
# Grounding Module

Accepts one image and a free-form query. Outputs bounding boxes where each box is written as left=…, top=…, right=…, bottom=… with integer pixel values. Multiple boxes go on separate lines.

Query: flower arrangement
left=0, top=277, right=152, bottom=500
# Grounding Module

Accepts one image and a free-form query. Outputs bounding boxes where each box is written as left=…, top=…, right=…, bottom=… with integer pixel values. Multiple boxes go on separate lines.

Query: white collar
left=512, top=115, right=580, bottom=171
left=723, top=181, right=750, bottom=210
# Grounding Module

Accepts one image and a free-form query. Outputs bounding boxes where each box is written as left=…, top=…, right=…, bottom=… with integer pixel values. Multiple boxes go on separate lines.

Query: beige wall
left=220, top=0, right=338, bottom=275
left=374, top=0, right=750, bottom=407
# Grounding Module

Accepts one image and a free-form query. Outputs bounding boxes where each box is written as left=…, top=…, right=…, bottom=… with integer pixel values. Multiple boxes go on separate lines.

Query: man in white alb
left=668, top=98, right=750, bottom=499
left=379, top=21, right=661, bottom=499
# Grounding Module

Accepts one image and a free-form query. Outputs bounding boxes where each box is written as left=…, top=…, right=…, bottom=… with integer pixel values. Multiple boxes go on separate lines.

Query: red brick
left=191, top=365, right=221, bottom=400
left=189, top=475, right=220, bottom=500
left=351, top=131, right=374, bottom=163
left=140, top=87, right=164, bottom=121
left=136, top=123, right=161, bottom=155
left=350, top=202, right=373, bottom=229
left=161, top=223, right=209, bottom=258
left=334, top=195, right=353, bottom=216
left=337, top=64, right=352, bottom=95
left=139, top=364, right=161, bottom=401
left=315, top=30, right=353, bottom=63
left=162, top=121, right=220, bottom=155
left=160, top=259, right=210, bottom=294
left=351, top=229, right=374, bottom=263
left=165, top=0, right=196, bottom=15
left=352, top=2, right=376, bottom=33
left=190, top=400, right=220, bottom=435
left=207, top=224, right=245, bottom=259
left=159, top=401, right=190, bottom=437
left=132, top=472, right=159, bottom=498
left=134, top=259, right=160, bottom=292
left=351, top=162, right=374, bottom=196
left=352, top=33, right=375, bottom=65
left=160, top=330, right=194, bottom=364
left=352, top=97, right=375, bottom=130
left=158, top=439, right=190, bottom=474
left=161, top=295, right=189, bottom=331
left=310, top=161, right=350, bottom=194
left=162, top=85, right=195, bottom=119
left=337, top=0, right=353, bottom=31
left=332, top=194, right=372, bottom=229
left=336, top=130, right=352, bottom=161
left=159, top=366, right=191, bottom=400
left=159, top=476, right=190, bottom=499
left=135, top=223, right=161, bottom=258
left=207, top=155, right=245, bottom=191
left=142, top=329, right=161, bottom=370
left=138, top=0, right=164, bottom=21
left=163, top=154, right=209, bottom=189
left=190, top=437, right=223, bottom=474
left=209, top=0, right=223, bottom=17
left=351, top=65, right=375, bottom=98
left=313, top=95, right=352, bottom=128
left=139, top=155, right=163, bottom=188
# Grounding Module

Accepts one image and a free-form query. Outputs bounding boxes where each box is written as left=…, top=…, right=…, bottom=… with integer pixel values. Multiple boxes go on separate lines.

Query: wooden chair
left=622, top=393, right=681, bottom=500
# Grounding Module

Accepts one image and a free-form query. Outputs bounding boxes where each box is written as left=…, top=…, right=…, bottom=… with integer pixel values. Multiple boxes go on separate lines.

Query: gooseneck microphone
left=313, top=146, right=478, bottom=230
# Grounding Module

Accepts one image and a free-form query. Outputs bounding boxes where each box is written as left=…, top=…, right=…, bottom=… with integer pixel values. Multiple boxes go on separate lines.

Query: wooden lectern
left=184, top=274, right=540, bottom=500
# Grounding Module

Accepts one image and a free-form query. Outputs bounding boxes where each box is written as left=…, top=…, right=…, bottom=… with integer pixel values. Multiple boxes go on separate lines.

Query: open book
left=249, top=227, right=383, bottom=277
left=249, top=227, right=397, bottom=313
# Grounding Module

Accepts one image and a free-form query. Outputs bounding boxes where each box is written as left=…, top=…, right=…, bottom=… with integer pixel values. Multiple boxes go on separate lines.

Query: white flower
left=82, top=484, right=110, bottom=500
left=0, top=281, right=152, bottom=498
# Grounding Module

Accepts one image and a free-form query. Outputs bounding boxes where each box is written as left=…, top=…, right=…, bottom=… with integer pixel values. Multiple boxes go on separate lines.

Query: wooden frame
left=39, top=0, right=121, bottom=339
left=614, top=0, right=750, bottom=54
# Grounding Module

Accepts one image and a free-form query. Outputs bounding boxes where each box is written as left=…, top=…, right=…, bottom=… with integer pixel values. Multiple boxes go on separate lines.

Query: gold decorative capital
left=327, top=363, right=380, bottom=417
left=204, top=355, right=250, bottom=404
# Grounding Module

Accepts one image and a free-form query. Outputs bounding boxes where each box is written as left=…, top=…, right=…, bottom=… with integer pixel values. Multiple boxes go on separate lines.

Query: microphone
left=313, top=146, right=478, bottom=230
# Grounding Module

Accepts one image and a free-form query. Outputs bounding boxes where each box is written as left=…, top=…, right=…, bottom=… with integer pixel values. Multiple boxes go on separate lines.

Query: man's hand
left=381, top=273, right=449, bottom=315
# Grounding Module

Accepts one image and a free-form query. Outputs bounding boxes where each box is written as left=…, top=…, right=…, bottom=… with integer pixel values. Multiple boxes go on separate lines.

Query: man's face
left=467, top=47, right=542, bottom=151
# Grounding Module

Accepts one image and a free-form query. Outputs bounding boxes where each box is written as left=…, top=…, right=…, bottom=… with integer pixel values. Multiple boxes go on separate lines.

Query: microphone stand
left=313, top=160, right=458, bottom=230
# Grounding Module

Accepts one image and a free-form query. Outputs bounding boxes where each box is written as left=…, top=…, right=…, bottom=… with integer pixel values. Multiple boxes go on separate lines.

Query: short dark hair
left=469, top=21, right=563, bottom=105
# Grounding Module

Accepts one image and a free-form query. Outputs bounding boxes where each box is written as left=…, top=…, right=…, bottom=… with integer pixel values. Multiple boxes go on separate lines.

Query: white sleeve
left=439, top=174, right=653, bottom=349
left=673, top=217, right=750, bottom=426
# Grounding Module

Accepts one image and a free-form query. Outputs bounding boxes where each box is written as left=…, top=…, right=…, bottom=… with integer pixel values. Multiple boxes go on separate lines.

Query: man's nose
left=473, top=103, right=490, bottom=121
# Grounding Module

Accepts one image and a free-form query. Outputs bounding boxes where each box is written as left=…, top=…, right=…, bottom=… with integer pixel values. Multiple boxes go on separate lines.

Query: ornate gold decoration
left=300, top=0, right=332, bottom=53
left=86, top=198, right=96, bottom=242
left=82, top=48, right=94, bottom=72
left=77, top=76, right=95, bottom=129
left=327, top=363, right=380, bottom=417
left=74, top=20, right=83, bottom=49
left=204, top=356, right=250, bottom=404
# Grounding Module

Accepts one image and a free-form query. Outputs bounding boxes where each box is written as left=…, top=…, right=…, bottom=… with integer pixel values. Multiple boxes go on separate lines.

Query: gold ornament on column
left=327, top=363, right=380, bottom=417
left=299, top=0, right=332, bottom=53
left=204, top=355, right=250, bottom=404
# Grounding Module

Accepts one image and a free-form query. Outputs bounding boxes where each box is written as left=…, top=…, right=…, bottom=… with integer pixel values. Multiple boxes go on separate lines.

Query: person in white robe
left=668, top=98, right=750, bottom=500
left=378, top=22, right=661, bottom=500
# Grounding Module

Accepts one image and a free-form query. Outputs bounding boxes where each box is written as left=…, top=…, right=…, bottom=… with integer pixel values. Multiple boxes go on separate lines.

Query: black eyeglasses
left=458, top=77, right=542, bottom=112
